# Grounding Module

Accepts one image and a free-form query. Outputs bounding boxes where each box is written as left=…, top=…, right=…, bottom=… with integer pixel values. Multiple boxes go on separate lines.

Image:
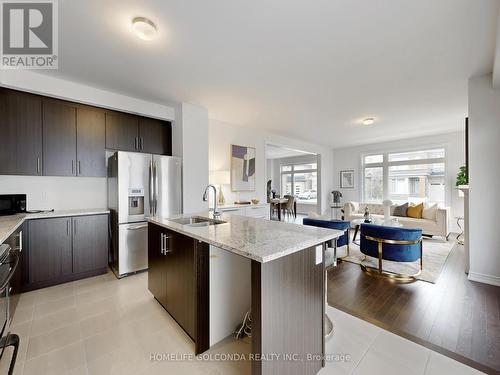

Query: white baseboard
left=468, top=271, right=500, bottom=287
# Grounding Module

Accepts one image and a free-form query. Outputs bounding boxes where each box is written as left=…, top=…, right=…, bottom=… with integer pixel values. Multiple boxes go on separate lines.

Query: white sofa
left=343, top=201, right=449, bottom=238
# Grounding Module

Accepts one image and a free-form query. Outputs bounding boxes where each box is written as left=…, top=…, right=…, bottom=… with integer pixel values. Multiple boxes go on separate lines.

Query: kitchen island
left=148, top=212, right=343, bottom=375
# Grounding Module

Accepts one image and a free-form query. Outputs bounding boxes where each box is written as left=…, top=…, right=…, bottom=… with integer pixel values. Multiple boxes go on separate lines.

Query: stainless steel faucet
left=203, top=184, right=221, bottom=218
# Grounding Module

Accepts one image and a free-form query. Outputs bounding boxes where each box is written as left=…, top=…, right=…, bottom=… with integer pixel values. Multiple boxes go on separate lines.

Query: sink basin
left=170, top=216, right=226, bottom=227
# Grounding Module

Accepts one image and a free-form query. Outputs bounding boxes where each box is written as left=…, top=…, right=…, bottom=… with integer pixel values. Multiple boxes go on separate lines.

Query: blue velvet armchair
left=360, top=223, right=423, bottom=282
left=303, top=218, right=350, bottom=267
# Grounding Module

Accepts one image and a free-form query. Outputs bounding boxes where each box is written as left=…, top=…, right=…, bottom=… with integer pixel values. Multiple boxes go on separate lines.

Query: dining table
left=269, top=198, right=297, bottom=221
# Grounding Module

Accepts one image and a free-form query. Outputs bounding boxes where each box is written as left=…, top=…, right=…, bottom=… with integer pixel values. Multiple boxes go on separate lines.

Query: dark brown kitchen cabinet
left=28, top=217, right=73, bottom=284
left=0, top=88, right=43, bottom=175
left=72, top=214, right=108, bottom=273
left=165, top=230, right=196, bottom=339
left=148, top=223, right=209, bottom=350
left=42, top=100, right=77, bottom=176
left=148, top=223, right=168, bottom=307
left=148, top=224, right=195, bottom=337
left=24, top=214, right=109, bottom=291
left=76, top=108, right=106, bottom=177
left=139, top=118, right=172, bottom=155
left=105, top=112, right=139, bottom=152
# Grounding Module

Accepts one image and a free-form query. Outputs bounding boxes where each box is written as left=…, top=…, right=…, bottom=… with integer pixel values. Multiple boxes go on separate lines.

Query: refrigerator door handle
left=149, top=160, right=154, bottom=216
left=154, top=161, right=159, bottom=216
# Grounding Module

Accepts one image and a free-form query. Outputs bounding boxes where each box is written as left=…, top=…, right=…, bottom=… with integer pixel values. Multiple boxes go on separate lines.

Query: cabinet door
left=138, top=118, right=172, bottom=155
left=0, top=89, right=42, bottom=175
left=28, top=218, right=73, bottom=284
left=148, top=224, right=167, bottom=307
left=76, top=108, right=106, bottom=177
left=43, top=100, right=77, bottom=176
left=105, top=112, right=139, bottom=151
left=72, top=215, right=109, bottom=274
left=166, top=230, right=195, bottom=339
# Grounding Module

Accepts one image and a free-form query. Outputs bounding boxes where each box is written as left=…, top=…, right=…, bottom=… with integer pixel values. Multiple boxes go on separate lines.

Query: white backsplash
left=0, top=175, right=107, bottom=210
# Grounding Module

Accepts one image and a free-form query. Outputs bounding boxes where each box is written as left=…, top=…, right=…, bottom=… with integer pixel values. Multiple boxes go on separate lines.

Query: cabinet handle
left=67, top=220, right=70, bottom=236
left=71, top=160, right=75, bottom=175
left=140, top=137, right=144, bottom=150
left=36, top=157, right=41, bottom=175
left=164, top=235, right=171, bottom=254
left=160, top=233, right=165, bottom=254
left=16, top=231, right=23, bottom=252
left=78, top=160, right=81, bottom=175
left=134, top=137, right=138, bottom=150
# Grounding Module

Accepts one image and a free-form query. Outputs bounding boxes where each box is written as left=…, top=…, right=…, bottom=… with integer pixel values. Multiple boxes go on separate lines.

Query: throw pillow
left=407, top=203, right=424, bottom=218
left=422, top=203, right=438, bottom=220
left=393, top=203, right=408, bottom=217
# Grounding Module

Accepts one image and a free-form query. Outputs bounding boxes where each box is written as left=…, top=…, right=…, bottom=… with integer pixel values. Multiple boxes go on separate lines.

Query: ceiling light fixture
left=362, top=118, right=375, bottom=126
left=131, top=17, right=157, bottom=41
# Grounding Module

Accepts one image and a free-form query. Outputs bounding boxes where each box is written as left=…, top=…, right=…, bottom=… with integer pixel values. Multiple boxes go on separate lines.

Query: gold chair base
left=360, top=262, right=421, bottom=283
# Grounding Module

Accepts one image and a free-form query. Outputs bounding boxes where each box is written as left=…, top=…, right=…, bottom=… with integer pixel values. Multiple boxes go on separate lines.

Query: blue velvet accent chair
left=303, top=218, right=350, bottom=267
left=359, top=223, right=423, bottom=282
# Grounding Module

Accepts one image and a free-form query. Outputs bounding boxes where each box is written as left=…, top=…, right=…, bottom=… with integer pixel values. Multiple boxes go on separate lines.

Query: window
left=362, top=148, right=446, bottom=205
left=364, top=167, right=383, bottom=202
left=364, top=154, right=383, bottom=164
left=280, top=162, right=318, bottom=205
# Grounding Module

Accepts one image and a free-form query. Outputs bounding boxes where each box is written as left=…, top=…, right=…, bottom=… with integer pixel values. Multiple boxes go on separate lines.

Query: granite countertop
left=148, top=212, right=343, bottom=263
left=218, top=202, right=269, bottom=209
left=0, top=208, right=110, bottom=244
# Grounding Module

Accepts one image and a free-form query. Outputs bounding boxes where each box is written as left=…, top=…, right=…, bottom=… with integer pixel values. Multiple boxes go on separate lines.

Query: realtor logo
left=1, top=0, right=58, bottom=69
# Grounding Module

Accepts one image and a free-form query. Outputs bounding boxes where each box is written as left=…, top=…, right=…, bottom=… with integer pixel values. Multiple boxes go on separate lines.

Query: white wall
left=332, top=131, right=465, bottom=232
left=0, top=175, right=106, bottom=210
left=0, top=71, right=177, bottom=211
left=209, top=119, right=334, bottom=215
left=468, top=74, right=500, bottom=286
left=177, top=103, right=209, bottom=214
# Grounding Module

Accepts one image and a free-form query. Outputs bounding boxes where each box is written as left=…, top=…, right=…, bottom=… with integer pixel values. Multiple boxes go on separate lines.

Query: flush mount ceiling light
left=362, top=118, right=375, bottom=126
left=131, top=17, right=157, bottom=41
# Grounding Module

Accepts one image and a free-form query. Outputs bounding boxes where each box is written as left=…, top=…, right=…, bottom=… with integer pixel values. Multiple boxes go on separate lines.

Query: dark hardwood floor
left=327, top=242, right=500, bottom=375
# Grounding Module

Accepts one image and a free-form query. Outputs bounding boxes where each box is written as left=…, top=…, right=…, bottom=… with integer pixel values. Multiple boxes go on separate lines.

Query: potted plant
left=456, top=165, right=468, bottom=186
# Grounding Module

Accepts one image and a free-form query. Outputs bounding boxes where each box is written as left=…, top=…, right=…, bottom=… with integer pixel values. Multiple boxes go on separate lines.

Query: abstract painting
left=231, top=144, right=256, bottom=191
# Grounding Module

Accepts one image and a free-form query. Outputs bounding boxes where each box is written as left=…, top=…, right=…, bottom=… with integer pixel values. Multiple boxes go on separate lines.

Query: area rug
left=337, top=237, right=456, bottom=283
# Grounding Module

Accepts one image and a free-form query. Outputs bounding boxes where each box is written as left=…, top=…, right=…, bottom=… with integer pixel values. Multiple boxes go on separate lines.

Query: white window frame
left=361, top=147, right=447, bottom=204
left=280, top=162, right=318, bottom=204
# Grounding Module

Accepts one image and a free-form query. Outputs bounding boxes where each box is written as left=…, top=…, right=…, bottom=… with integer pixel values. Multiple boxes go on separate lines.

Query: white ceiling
left=41, top=0, right=500, bottom=148
left=266, top=144, right=315, bottom=159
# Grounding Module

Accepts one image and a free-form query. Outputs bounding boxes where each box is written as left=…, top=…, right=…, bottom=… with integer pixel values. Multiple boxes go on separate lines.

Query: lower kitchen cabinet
left=148, top=223, right=167, bottom=307
left=28, top=217, right=73, bottom=284
left=25, top=214, right=109, bottom=290
left=72, top=214, right=109, bottom=273
left=148, top=223, right=209, bottom=349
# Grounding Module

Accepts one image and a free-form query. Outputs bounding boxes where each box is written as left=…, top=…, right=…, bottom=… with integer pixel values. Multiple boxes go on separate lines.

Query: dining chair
left=283, top=195, right=295, bottom=220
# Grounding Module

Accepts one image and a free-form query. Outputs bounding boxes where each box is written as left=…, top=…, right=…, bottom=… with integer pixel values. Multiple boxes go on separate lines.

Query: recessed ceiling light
left=362, top=118, right=375, bottom=126
left=131, top=17, right=157, bottom=41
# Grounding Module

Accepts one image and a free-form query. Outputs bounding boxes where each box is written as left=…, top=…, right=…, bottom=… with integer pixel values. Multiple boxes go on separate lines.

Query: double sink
left=170, top=216, right=226, bottom=228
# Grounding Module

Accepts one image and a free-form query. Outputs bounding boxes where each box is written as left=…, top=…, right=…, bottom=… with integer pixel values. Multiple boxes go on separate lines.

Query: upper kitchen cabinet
left=42, top=100, right=77, bottom=176
left=0, top=88, right=43, bottom=175
left=139, top=118, right=172, bottom=155
left=105, top=111, right=172, bottom=155
left=76, top=108, right=106, bottom=177
left=105, top=112, right=139, bottom=152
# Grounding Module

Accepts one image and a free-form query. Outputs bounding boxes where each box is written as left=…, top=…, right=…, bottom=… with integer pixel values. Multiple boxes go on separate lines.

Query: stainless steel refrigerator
left=107, top=151, right=182, bottom=278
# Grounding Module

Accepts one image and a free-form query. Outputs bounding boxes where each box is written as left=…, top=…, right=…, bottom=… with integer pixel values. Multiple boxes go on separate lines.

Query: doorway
left=265, top=144, right=320, bottom=221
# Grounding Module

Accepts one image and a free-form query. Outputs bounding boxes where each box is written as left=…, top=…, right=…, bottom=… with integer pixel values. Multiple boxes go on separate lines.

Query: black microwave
left=0, top=195, right=26, bottom=216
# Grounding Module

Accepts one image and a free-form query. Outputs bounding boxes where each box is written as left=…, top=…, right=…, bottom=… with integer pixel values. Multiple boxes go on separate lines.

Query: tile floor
left=0, top=271, right=485, bottom=375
